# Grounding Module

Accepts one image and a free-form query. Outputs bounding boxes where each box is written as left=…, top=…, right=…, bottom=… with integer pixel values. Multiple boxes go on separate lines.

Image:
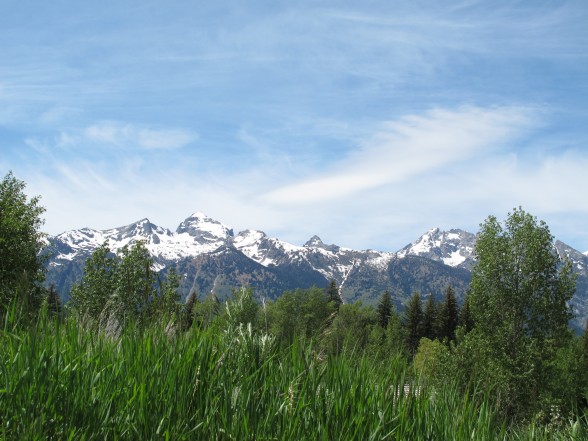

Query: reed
left=1, top=313, right=585, bottom=440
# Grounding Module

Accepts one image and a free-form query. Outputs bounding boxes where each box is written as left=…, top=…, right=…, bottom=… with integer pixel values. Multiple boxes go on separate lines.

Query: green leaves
left=0, top=172, right=46, bottom=320
left=70, top=241, right=180, bottom=329
left=465, top=207, right=577, bottom=419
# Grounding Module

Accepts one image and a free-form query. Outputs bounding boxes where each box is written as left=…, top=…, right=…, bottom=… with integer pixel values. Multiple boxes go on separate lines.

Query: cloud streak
left=263, top=106, right=534, bottom=204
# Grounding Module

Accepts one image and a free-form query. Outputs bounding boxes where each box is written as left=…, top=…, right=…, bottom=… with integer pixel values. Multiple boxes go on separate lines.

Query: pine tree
left=458, top=294, right=474, bottom=333
left=403, top=292, right=424, bottom=356
left=325, top=279, right=342, bottom=310
left=377, top=290, right=392, bottom=329
left=436, top=285, right=459, bottom=342
left=422, top=293, right=437, bottom=340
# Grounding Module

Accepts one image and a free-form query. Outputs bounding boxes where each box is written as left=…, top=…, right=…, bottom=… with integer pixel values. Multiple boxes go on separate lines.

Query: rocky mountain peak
left=304, top=235, right=340, bottom=253
left=396, top=228, right=476, bottom=268
left=176, top=212, right=234, bottom=242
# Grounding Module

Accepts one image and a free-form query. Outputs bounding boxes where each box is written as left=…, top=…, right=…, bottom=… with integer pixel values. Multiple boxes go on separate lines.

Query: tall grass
left=1, top=313, right=586, bottom=440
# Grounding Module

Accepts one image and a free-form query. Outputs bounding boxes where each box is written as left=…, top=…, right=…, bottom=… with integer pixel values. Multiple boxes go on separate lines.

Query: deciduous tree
left=0, top=172, right=46, bottom=319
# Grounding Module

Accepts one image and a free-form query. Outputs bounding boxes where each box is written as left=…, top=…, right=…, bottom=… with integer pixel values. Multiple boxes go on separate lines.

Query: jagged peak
left=304, top=235, right=324, bottom=247
left=304, top=235, right=340, bottom=253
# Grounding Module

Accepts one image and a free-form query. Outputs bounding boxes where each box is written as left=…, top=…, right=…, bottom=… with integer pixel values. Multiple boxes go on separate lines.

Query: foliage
left=403, top=292, right=424, bottom=356
left=465, top=208, right=577, bottom=419
left=436, top=285, right=459, bottom=342
left=70, top=241, right=180, bottom=329
left=0, top=171, right=46, bottom=321
left=325, top=279, right=342, bottom=310
left=413, top=337, right=451, bottom=383
left=1, top=312, right=586, bottom=440
left=192, top=293, right=221, bottom=330
left=377, top=290, right=392, bottom=329
left=323, top=302, right=378, bottom=355
left=221, top=286, right=260, bottom=330
left=266, top=286, right=332, bottom=346
left=422, top=294, right=437, bottom=340
left=458, top=294, right=474, bottom=333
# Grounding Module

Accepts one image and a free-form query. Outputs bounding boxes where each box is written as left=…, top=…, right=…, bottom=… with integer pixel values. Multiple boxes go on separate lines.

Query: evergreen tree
left=403, top=292, right=424, bottom=356
left=325, top=279, right=342, bottom=310
left=436, top=285, right=459, bottom=342
left=377, top=290, right=392, bottom=329
left=0, top=172, right=46, bottom=321
left=458, top=294, right=474, bottom=333
left=422, top=293, right=437, bottom=340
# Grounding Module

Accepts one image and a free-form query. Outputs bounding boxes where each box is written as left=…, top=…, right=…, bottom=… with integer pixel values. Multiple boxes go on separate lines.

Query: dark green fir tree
left=403, top=292, right=424, bottom=356
left=377, top=290, right=393, bottom=329
left=436, top=285, right=459, bottom=342
left=325, top=279, right=342, bottom=310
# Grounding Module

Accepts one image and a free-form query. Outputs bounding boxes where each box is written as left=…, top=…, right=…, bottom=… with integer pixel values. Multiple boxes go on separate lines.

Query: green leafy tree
left=0, top=172, right=46, bottom=319
left=403, top=292, right=424, bottom=356
left=268, top=287, right=332, bottom=346
left=466, top=208, right=576, bottom=418
left=377, top=290, right=393, bottom=329
left=112, top=242, right=156, bottom=323
left=71, top=241, right=161, bottom=327
left=325, top=302, right=378, bottom=355
left=422, top=294, right=437, bottom=340
left=436, top=285, right=459, bottom=342
left=70, top=242, right=117, bottom=320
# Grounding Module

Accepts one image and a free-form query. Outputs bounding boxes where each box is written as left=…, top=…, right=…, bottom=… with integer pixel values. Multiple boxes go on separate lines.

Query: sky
left=1, top=0, right=587, bottom=253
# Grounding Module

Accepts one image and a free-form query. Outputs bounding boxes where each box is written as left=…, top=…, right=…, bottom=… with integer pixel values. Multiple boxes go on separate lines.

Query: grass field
left=1, top=314, right=586, bottom=440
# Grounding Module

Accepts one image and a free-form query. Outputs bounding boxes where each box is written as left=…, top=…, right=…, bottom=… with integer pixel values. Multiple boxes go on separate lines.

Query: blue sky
left=1, top=0, right=587, bottom=252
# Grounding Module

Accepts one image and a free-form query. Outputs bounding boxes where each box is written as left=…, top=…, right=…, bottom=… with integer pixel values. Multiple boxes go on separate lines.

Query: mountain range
left=43, top=212, right=588, bottom=331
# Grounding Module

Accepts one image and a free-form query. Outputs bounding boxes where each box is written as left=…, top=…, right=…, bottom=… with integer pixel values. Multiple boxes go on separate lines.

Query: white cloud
left=263, top=106, right=534, bottom=204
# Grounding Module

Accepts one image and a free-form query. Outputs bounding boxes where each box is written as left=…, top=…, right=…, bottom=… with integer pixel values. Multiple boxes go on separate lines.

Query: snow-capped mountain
left=396, top=228, right=476, bottom=269
left=44, top=212, right=588, bottom=331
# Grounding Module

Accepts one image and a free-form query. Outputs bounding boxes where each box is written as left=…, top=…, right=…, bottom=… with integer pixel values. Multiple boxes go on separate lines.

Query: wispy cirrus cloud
left=263, top=106, right=535, bottom=204
left=79, top=122, right=197, bottom=150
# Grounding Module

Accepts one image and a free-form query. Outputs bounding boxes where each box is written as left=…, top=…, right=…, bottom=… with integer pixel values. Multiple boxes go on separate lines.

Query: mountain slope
left=44, top=213, right=588, bottom=330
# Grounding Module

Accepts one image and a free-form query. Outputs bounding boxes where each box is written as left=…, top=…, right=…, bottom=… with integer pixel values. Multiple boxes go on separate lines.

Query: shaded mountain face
left=44, top=213, right=588, bottom=331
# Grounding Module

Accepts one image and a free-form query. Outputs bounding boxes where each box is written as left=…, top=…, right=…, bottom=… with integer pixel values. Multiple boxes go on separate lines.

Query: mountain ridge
left=44, top=212, right=588, bottom=331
